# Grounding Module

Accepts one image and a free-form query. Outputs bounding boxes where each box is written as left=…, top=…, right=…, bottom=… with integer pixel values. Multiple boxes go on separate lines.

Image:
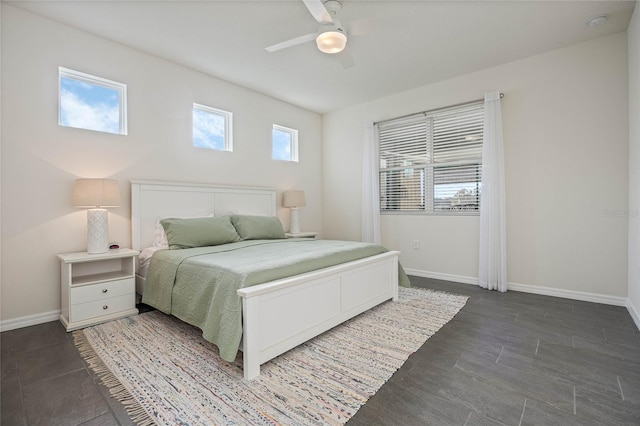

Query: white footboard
left=237, top=251, right=399, bottom=380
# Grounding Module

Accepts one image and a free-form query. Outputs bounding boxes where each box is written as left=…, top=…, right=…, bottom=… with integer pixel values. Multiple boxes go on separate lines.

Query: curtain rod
left=374, top=92, right=504, bottom=126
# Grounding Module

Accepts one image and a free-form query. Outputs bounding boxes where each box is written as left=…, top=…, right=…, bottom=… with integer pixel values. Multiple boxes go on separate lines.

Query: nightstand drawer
left=70, top=294, right=134, bottom=323
left=71, top=278, right=134, bottom=305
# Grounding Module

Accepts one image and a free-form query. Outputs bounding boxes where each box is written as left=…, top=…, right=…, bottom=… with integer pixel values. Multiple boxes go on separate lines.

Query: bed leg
left=392, top=260, right=399, bottom=302
left=241, top=295, right=260, bottom=380
left=244, top=359, right=260, bottom=380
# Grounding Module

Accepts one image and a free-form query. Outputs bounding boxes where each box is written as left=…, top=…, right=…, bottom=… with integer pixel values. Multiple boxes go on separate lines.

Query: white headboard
left=131, top=180, right=277, bottom=251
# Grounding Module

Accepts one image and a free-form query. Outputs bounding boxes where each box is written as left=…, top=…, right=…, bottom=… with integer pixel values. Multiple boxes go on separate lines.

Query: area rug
left=74, top=287, right=468, bottom=425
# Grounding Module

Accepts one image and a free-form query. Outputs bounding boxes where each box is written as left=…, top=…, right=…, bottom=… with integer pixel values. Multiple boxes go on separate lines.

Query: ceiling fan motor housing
left=323, top=0, right=342, bottom=16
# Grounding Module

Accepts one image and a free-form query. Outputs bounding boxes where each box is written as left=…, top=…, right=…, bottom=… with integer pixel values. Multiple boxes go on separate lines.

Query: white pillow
left=138, top=246, right=165, bottom=277
left=152, top=212, right=214, bottom=248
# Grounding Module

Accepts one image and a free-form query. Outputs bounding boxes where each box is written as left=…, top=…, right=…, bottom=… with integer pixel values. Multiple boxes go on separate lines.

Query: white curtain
left=362, top=121, right=381, bottom=244
left=478, top=91, right=508, bottom=292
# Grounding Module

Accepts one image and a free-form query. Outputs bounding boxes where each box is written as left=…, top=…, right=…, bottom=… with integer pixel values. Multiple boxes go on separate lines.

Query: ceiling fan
left=265, top=0, right=358, bottom=67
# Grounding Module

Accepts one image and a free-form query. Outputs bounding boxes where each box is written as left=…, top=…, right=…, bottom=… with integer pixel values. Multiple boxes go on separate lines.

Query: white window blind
left=378, top=101, right=484, bottom=214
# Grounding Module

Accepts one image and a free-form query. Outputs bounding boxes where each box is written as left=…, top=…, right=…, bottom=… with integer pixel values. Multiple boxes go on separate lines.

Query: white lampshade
left=283, top=190, right=306, bottom=208
left=73, top=179, right=120, bottom=254
left=316, top=30, right=347, bottom=54
left=72, top=179, right=121, bottom=208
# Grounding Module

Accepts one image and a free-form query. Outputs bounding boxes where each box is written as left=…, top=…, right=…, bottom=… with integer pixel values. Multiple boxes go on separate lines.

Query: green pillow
left=161, top=216, right=240, bottom=249
left=231, top=215, right=286, bottom=240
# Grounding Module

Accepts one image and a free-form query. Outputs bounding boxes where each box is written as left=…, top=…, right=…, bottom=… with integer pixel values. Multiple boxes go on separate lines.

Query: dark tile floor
left=2, top=277, right=639, bottom=425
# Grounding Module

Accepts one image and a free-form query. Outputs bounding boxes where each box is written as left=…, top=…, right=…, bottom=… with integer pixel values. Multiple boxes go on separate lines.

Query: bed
left=131, top=180, right=403, bottom=380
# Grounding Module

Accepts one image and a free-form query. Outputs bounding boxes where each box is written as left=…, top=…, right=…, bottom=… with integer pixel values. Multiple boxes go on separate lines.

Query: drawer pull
left=103, top=305, right=108, bottom=310
left=102, top=289, right=108, bottom=293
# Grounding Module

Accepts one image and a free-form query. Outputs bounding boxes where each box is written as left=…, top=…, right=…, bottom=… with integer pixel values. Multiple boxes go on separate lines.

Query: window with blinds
left=378, top=101, right=484, bottom=214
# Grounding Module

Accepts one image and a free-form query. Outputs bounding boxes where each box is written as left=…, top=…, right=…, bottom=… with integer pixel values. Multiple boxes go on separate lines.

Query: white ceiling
left=7, top=0, right=635, bottom=114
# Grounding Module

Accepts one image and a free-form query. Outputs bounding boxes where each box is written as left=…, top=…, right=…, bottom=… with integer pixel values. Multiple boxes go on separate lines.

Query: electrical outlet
left=412, top=240, right=420, bottom=250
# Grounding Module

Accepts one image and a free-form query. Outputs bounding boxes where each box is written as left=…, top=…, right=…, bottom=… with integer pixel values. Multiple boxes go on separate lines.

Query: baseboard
left=0, top=309, right=61, bottom=332
left=627, top=299, right=640, bottom=331
left=508, top=281, right=628, bottom=307
left=405, top=268, right=628, bottom=307
left=404, top=268, right=478, bottom=286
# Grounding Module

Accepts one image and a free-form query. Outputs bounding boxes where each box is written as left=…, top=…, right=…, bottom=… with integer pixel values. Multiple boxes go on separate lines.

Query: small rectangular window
left=193, top=103, right=233, bottom=151
left=378, top=101, right=484, bottom=215
left=272, top=124, right=298, bottom=162
left=58, top=67, right=127, bottom=135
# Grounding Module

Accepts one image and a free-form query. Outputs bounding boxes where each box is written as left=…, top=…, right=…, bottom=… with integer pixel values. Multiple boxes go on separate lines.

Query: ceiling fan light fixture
left=316, top=29, right=347, bottom=54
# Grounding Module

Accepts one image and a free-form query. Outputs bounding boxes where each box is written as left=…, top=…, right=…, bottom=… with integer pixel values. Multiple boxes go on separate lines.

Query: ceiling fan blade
left=265, top=32, right=317, bottom=52
left=335, top=45, right=354, bottom=69
left=303, top=0, right=333, bottom=24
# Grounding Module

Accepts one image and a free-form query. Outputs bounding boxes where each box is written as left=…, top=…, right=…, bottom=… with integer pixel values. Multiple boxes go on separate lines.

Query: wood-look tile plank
left=1, top=375, right=27, bottom=426
left=520, top=398, right=603, bottom=426
left=574, top=384, right=640, bottom=425
left=78, top=411, right=121, bottom=426
left=22, top=369, right=110, bottom=426
left=7, top=321, right=68, bottom=354
left=17, top=341, right=85, bottom=385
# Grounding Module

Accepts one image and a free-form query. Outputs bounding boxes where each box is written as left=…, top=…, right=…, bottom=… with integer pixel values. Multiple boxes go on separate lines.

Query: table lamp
left=283, top=190, right=306, bottom=235
left=72, top=179, right=121, bottom=254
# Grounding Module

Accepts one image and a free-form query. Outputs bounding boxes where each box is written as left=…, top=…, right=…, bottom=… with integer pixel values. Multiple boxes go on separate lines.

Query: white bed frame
left=131, top=180, right=399, bottom=380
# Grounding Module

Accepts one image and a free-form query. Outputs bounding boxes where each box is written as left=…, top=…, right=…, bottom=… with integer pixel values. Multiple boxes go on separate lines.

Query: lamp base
left=290, top=207, right=301, bottom=234
left=87, top=209, right=109, bottom=254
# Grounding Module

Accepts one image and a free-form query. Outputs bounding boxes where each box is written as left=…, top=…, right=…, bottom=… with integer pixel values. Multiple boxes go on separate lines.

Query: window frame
left=272, top=124, right=299, bottom=162
left=377, top=100, right=484, bottom=216
left=58, top=67, right=128, bottom=135
left=192, top=103, right=233, bottom=152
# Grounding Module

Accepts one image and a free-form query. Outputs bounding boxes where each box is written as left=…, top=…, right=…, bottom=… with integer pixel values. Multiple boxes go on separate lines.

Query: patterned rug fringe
left=73, top=331, right=157, bottom=426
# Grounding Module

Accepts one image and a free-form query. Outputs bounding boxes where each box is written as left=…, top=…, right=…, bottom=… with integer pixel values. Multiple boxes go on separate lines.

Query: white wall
left=628, top=2, right=640, bottom=326
left=323, top=33, right=629, bottom=301
left=0, top=5, right=322, bottom=325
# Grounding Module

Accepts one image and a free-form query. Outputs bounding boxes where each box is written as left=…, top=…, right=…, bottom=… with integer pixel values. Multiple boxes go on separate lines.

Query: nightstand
left=57, top=248, right=139, bottom=331
left=285, top=232, right=319, bottom=239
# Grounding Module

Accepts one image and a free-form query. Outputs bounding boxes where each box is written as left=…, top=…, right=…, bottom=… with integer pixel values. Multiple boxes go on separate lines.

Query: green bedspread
left=142, top=239, right=410, bottom=362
